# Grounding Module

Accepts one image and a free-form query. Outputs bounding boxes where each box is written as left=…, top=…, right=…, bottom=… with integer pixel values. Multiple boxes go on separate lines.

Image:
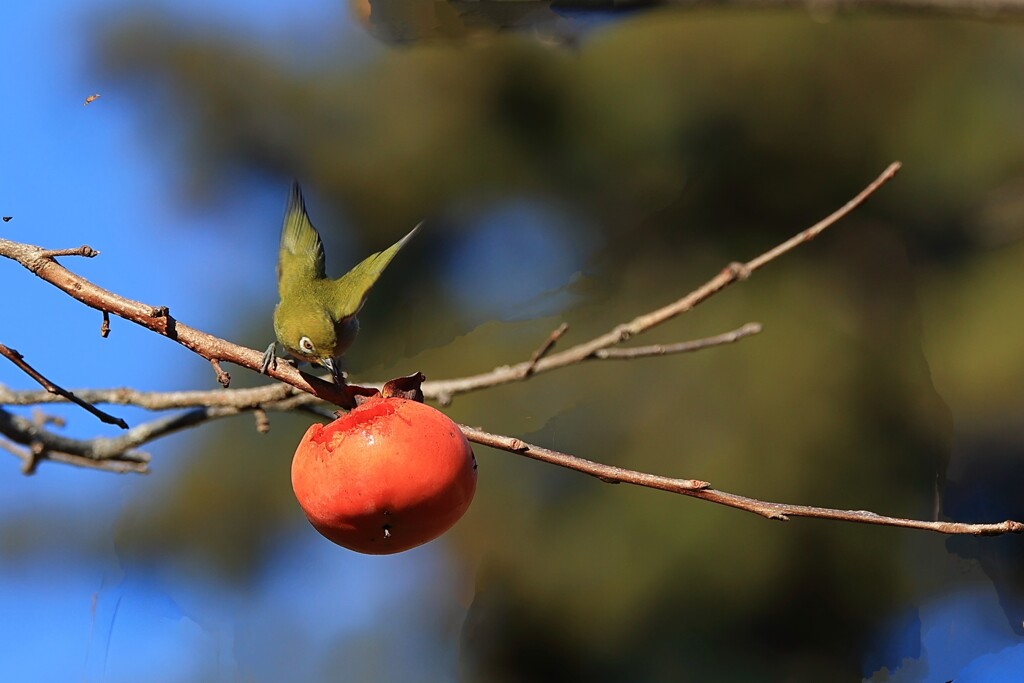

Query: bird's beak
left=320, top=358, right=342, bottom=384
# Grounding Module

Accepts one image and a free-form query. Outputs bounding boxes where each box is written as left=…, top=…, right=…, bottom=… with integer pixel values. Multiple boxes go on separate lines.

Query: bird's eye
left=298, top=336, right=315, bottom=354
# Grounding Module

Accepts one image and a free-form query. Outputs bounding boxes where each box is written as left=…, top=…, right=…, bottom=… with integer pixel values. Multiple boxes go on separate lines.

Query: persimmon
left=291, top=395, right=477, bottom=554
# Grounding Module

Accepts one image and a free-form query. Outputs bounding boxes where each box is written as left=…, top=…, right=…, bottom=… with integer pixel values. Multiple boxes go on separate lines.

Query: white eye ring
left=298, top=336, right=315, bottom=354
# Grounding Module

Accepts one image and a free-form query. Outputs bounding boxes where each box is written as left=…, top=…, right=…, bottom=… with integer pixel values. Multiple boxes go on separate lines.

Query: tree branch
left=0, top=343, right=129, bottom=429
left=463, top=427, right=1024, bottom=536
left=0, top=407, right=149, bottom=474
left=427, top=162, right=902, bottom=403
left=0, top=237, right=356, bottom=408
left=0, top=394, right=332, bottom=473
left=555, top=0, right=1024, bottom=22
left=592, top=322, right=761, bottom=359
left=3, top=162, right=1017, bottom=535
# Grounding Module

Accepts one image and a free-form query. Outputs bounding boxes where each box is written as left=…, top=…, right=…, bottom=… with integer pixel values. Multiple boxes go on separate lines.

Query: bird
left=261, top=182, right=420, bottom=383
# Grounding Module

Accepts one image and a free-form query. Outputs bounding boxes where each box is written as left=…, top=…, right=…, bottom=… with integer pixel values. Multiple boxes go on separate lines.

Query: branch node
left=209, top=359, right=231, bottom=388
left=993, top=520, right=1024, bottom=535
left=38, top=245, right=99, bottom=259
left=520, top=322, right=569, bottom=378
left=724, top=261, right=752, bottom=281
left=31, top=407, right=66, bottom=429
left=22, top=440, right=45, bottom=475
left=149, top=305, right=169, bottom=318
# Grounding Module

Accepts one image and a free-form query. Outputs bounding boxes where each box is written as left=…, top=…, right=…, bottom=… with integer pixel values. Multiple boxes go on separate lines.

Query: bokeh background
left=2, top=1, right=1024, bottom=681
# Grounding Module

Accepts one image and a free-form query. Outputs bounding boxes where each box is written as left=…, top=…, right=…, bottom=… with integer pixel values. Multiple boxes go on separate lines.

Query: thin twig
left=426, top=163, right=903, bottom=401
left=0, top=344, right=128, bottom=429
left=462, top=425, right=710, bottom=492
left=659, top=0, right=1024, bottom=22
left=745, top=162, right=902, bottom=271
left=593, top=322, right=762, bottom=359
left=0, top=382, right=300, bottom=410
left=0, top=323, right=760, bottom=411
left=210, top=359, right=231, bottom=388
left=0, top=437, right=32, bottom=470
left=38, top=245, right=99, bottom=259
left=547, top=0, right=1024, bottom=22
left=253, top=408, right=270, bottom=433
left=0, top=408, right=148, bottom=474
left=100, top=310, right=110, bottom=338
left=463, top=426, right=1023, bottom=536
left=0, top=391, right=334, bottom=472
left=521, top=323, right=570, bottom=378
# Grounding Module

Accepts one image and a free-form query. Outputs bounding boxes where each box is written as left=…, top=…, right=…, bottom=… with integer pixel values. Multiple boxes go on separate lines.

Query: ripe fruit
left=291, top=395, right=477, bottom=554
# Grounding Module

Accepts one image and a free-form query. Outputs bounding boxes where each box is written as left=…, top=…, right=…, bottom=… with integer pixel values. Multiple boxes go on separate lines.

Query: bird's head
left=275, top=306, right=358, bottom=371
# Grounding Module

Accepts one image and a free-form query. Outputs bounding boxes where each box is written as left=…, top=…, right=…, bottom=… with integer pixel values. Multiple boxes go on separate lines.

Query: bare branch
left=461, top=425, right=710, bottom=492
left=593, top=322, right=762, bottom=359
left=6, top=163, right=1014, bottom=536
left=0, top=407, right=149, bottom=474
left=662, top=0, right=1024, bottom=22
left=746, top=162, right=902, bottom=271
left=0, top=163, right=897, bottom=416
left=0, top=382, right=300, bottom=411
left=0, top=437, right=33, bottom=471
left=0, top=393, right=317, bottom=474
left=0, top=238, right=357, bottom=408
left=426, top=163, right=902, bottom=401
left=209, top=359, right=231, bottom=388
left=0, top=323, right=761, bottom=410
left=0, top=343, right=129, bottom=429
left=551, top=0, right=1024, bottom=22
left=4, top=435, right=116, bottom=476
left=37, top=245, right=99, bottom=259
left=463, top=426, right=1023, bottom=536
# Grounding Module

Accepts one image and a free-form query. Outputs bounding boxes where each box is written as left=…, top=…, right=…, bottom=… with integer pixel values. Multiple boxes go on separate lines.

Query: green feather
left=277, top=182, right=326, bottom=294
left=330, top=221, right=422, bottom=320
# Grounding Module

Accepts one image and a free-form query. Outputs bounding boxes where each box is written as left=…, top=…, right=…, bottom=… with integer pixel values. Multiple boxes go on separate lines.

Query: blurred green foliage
left=77, top=4, right=1024, bottom=680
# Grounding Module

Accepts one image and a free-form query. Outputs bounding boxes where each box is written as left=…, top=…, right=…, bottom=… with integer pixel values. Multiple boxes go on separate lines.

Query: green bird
left=261, top=182, right=420, bottom=382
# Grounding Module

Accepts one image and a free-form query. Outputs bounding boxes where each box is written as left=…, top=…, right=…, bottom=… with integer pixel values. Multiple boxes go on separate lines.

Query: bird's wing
left=277, top=182, right=326, bottom=292
left=330, top=221, right=422, bottom=319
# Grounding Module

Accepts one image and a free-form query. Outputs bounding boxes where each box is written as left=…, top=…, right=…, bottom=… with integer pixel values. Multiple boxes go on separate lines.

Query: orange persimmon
left=291, top=395, right=477, bottom=554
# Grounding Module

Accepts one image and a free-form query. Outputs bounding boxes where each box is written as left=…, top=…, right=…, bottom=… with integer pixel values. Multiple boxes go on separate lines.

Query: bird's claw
left=260, top=342, right=277, bottom=374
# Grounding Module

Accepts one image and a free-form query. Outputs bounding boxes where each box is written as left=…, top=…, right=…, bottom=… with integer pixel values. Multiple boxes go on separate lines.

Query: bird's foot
left=260, top=342, right=277, bottom=374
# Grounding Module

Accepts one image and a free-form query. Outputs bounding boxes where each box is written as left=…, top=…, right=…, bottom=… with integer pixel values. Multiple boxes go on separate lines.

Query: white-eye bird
left=261, top=182, right=420, bottom=382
